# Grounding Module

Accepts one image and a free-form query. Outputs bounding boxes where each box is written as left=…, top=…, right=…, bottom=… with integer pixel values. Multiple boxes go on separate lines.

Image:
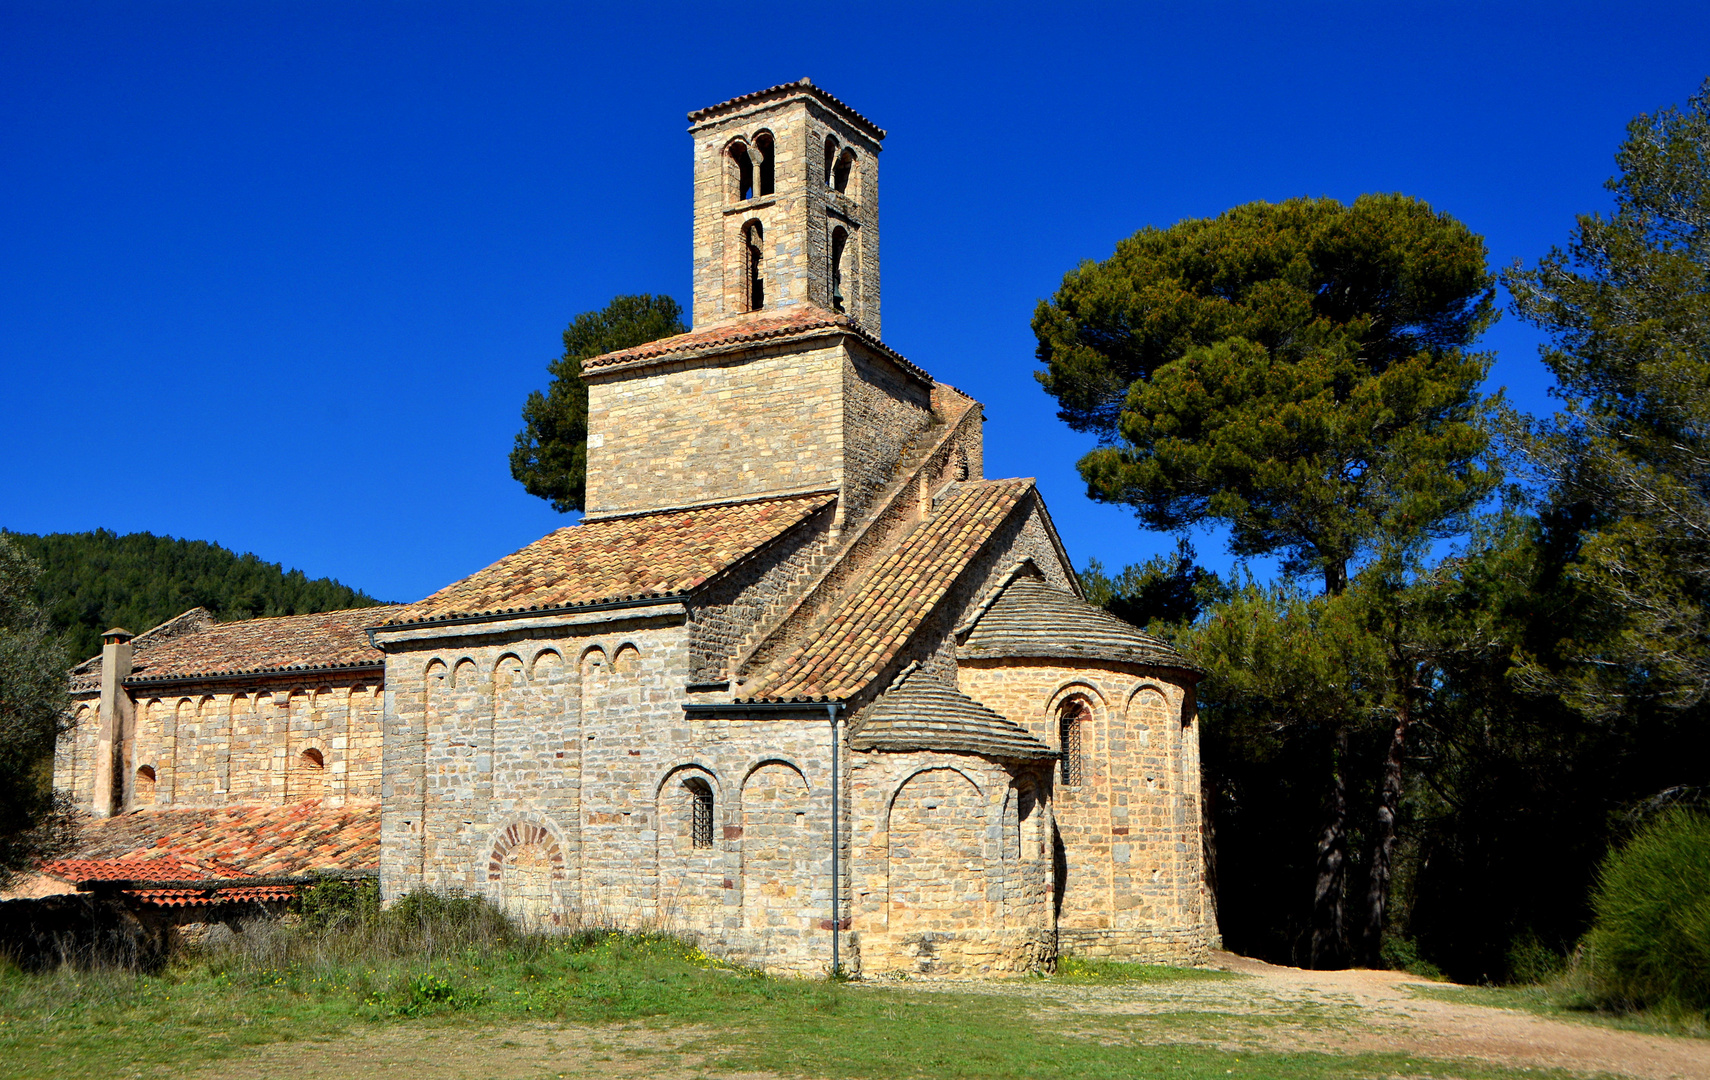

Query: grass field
left=0, top=926, right=1595, bottom=1080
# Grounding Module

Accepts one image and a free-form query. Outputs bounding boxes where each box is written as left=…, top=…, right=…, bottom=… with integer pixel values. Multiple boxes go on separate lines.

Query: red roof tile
left=580, top=306, right=929, bottom=384
left=388, top=491, right=836, bottom=627
left=742, top=479, right=1035, bottom=702
left=57, top=801, right=378, bottom=877
left=73, top=606, right=396, bottom=690
left=686, top=78, right=885, bottom=141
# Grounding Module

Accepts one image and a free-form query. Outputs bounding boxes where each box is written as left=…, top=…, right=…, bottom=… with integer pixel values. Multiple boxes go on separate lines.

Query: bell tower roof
left=687, top=78, right=887, bottom=143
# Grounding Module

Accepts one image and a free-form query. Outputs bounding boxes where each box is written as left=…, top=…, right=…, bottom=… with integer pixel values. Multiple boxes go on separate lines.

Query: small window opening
left=743, top=219, right=765, bottom=311
left=823, top=134, right=839, bottom=185
left=754, top=131, right=774, bottom=196
left=684, top=777, right=714, bottom=849
left=1059, top=702, right=1087, bottom=786
left=833, top=148, right=856, bottom=193
left=301, top=747, right=325, bottom=770
left=730, top=141, right=754, bottom=201
left=830, top=226, right=849, bottom=313
left=136, top=764, right=157, bottom=804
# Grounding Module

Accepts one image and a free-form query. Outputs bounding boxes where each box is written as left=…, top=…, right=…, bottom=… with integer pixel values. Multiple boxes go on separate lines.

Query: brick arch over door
left=886, top=767, right=987, bottom=933
left=741, top=761, right=813, bottom=931
left=487, top=820, right=567, bottom=927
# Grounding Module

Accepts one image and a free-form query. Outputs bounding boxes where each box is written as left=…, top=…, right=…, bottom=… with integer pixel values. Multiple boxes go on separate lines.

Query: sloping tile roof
left=959, top=576, right=1201, bottom=673
left=580, top=307, right=929, bottom=384
left=59, top=802, right=378, bottom=876
left=72, top=607, right=395, bottom=691
left=388, top=491, right=836, bottom=627
left=742, top=479, right=1035, bottom=702
left=687, top=78, right=885, bottom=141
left=851, top=669, right=1055, bottom=761
left=69, top=607, right=217, bottom=693
left=41, top=803, right=377, bottom=907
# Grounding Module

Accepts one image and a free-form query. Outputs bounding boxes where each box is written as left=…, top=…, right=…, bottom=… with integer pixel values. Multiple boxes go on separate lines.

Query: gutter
left=75, top=869, right=378, bottom=892
left=124, top=662, right=384, bottom=692
left=681, top=699, right=846, bottom=720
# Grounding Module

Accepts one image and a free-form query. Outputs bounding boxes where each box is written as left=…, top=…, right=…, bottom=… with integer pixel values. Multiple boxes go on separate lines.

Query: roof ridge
left=686, top=78, right=886, bottom=141
left=581, top=487, right=838, bottom=524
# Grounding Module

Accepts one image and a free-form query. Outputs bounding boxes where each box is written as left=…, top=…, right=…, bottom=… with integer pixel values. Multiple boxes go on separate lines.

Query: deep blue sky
left=3, top=2, right=1706, bottom=604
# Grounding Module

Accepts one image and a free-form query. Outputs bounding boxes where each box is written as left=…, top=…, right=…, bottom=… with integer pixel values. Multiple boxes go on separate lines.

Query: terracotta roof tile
left=580, top=307, right=929, bottom=384
left=686, top=78, right=885, bottom=141
left=742, top=479, right=1034, bottom=701
left=389, top=491, right=836, bottom=627
left=74, top=607, right=395, bottom=690
left=56, top=802, right=378, bottom=876
left=41, top=804, right=376, bottom=907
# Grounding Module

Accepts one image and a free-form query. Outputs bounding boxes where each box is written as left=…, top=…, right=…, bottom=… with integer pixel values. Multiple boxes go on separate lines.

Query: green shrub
left=1378, top=935, right=1445, bottom=980
left=1584, top=808, right=1710, bottom=1014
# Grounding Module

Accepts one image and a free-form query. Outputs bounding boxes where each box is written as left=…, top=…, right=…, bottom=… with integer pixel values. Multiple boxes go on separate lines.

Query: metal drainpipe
left=827, top=700, right=842, bottom=975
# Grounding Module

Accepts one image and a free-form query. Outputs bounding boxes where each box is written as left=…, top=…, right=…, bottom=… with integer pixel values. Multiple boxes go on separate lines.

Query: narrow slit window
left=743, top=219, right=765, bottom=311
left=833, top=148, right=855, bottom=193
left=755, top=131, right=774, bottom=196
left=830, top=226, right=848, bottom=313
left=823, top=134, right=839, bottom=185
left=684, top=777, right=714, bottom=849
left=1060, top=703, right=1087, bottom=786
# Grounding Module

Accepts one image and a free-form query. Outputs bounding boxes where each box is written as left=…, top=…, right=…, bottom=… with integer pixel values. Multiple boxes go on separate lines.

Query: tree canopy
left=1504, top=78, right=1710, bottom=716
left=1035, top=195, right=1500, bottom=592
left=3, top=529, right=381, bottom=664
left=510, top=294, right=688, bottom=513
left=0, top=535, right=75, bottom=886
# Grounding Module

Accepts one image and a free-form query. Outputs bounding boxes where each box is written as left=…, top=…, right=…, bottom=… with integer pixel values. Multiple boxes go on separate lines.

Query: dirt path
left=908, top=951, right=1709, bottom=1080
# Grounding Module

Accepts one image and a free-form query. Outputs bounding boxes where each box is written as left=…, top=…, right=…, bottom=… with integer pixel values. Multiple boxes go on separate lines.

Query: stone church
left=44, top=80, right=1211, bottom=976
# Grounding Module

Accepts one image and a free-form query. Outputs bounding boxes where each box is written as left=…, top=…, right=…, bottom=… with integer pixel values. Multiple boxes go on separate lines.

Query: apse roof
left=958, top=575, right=1201, bottom=674
left=850, top=669, right=1055, bottom=761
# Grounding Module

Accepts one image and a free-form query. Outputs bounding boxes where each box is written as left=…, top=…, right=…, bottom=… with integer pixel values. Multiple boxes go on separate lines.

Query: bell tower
left=687, top=79, right=884, bottom=333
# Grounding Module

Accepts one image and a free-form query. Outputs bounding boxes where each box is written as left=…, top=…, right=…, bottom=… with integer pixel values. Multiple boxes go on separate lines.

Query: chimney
left=91, top=627, right=133, bottom=817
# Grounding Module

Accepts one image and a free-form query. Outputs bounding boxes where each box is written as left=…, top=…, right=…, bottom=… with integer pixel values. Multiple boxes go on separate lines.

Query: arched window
left=742, top=219, right=765, bottom=311
left=683, top=777, right=714, bottom=849
left=829, top=226, right=849, bottom=313
left=1059, top=700, right=1088, bottom=786
left=301, top=747, right=325, bottom=770
left=136, top=764, right=156, bottom=805
left=833, top=147, right=856, bottom=193
left=823, top=134, right=839, bottom=185
left=729, top=140, right=754, bottom=201
left=754, top=130, right=774, bottom=196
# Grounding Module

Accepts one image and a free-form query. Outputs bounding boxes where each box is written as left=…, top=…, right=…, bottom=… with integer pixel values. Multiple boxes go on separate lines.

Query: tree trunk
left=1324, top=559, right=1348, bottom=596
left=1361, top=673, right=1414, bottom=967
left=1310, top=726, right=1349, bottom=969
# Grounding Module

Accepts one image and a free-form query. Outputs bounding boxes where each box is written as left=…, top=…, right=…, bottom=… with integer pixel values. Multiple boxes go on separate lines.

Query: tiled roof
left=959, top=576, right=1201, bottom=673
left=125, top=607, right=393, bottom=685
left=851, top=668, right=1055, bottom=761
left=388, top=491, right=836, bottom=627
left=687, top=78, right=886, bottom=141
left=580, top=307, right=929, bottom=385
left=72, top=606, right=394, bottom=691
left=741, top=479, right=1035, bottom=702
left=41, top=802, right=377, bottom=907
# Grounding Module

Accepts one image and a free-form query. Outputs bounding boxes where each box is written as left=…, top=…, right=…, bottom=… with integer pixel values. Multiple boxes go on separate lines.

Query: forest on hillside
left=3, top=529, right=383, bottom=662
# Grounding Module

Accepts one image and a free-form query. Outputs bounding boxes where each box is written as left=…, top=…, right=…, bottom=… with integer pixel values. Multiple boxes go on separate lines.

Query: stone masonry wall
left=957, top=658, right=1208, bottom=964
left=841, top=345, right=933, bottom=520
left=55, top=676, right=384, bottom=813
left=379, top=611, right=849, bottom=975
left=584, top=342, right=846, bottom=517
left=848, top=749, right=1055, bottom=976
